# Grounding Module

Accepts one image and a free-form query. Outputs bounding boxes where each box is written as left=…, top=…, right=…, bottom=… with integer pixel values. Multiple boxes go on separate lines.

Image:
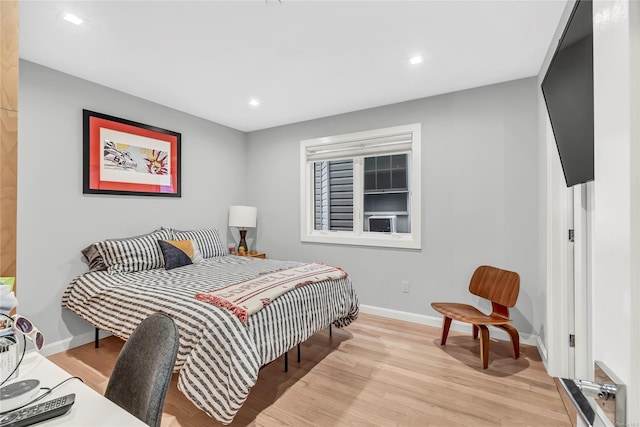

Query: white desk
left=2, top=353, right=147, bottom=426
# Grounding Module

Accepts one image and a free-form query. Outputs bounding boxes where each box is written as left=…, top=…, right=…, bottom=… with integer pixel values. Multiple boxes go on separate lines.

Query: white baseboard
left=359, top=304, right=540, bottom=347
left=39, top=330, right=111, bottom=358
left=537, top=335, right=548, bottom=363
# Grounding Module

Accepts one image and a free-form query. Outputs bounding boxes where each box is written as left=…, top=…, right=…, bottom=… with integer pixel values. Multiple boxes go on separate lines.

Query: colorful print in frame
left=83, top=110, right=181, bottom=197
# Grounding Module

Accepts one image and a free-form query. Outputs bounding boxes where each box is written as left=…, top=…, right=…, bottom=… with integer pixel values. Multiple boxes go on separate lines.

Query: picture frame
left=83, top=110, right=181, bottom=197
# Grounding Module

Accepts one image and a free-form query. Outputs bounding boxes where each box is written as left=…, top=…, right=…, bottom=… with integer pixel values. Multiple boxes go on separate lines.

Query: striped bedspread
left=61, top=255, right=359, bottom=424
left=195, top=262, right=348, bottom=322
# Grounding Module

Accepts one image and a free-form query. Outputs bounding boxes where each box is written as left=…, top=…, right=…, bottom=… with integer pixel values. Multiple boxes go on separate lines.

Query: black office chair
left=104, top=313, right=179, bottom=427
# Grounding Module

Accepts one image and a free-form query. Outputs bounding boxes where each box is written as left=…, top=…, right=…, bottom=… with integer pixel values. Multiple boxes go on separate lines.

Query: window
left=314, top=159, right=354, bottom=231
left=300, top=123, right=421, bottom=249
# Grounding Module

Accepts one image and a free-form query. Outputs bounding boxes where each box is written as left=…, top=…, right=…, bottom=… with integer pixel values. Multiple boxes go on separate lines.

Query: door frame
left=544, top=118, right=591, bottom=380
left=572, top=183, right=592, bottom=381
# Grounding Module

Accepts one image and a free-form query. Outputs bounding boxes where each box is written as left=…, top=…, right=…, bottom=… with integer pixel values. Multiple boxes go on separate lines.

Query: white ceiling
left=19, top=1, right=566, bottom=132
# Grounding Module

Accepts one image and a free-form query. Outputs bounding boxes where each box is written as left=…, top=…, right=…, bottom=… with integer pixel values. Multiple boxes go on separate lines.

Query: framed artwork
left=83, top=110, right=181, bottom=197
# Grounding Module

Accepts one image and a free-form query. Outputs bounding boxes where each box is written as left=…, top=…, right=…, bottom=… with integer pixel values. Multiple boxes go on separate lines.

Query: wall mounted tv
left=541, top=0, right=594, bottom=187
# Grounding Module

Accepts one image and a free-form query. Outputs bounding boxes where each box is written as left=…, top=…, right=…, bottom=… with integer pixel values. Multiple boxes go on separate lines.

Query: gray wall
left=246, top=77, right=542, bottom=340
left=17, top=60, right=247, bottom=349
left=17, top=60, right=543, bottom=351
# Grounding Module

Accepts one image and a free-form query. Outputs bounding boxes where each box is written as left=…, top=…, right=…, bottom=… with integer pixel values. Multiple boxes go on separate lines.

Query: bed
left=61, top=229, right=359, bottom=425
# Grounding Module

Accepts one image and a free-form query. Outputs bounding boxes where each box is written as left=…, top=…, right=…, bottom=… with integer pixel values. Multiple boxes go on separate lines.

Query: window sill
left=301, top=231, right=421, bottom=250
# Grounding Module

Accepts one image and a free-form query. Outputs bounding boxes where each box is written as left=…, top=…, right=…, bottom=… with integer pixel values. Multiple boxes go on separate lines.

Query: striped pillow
left=80, top=243, right=107, bottom=272
left=172, top=229, right=225, bottom=258
left=96, top=229, right=172, bottom=274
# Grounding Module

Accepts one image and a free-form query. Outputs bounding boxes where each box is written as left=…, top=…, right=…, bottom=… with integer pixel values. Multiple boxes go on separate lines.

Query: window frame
left=300, top=123, right=421, bottom=249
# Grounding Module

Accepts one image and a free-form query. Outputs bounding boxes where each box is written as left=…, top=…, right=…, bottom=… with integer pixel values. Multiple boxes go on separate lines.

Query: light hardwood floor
left=48, top=313, right=571, bottom=426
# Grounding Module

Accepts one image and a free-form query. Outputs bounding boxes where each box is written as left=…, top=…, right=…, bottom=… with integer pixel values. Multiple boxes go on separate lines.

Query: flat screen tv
left=541, top=0, right=594, bottom=187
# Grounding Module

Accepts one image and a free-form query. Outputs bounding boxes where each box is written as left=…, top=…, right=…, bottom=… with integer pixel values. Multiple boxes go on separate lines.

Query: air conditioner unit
left=368, top=215, right=397, bottom=233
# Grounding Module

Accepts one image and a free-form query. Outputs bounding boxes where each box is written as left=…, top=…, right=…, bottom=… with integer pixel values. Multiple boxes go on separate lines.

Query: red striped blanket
left=195, top=263, right=348, bottom=323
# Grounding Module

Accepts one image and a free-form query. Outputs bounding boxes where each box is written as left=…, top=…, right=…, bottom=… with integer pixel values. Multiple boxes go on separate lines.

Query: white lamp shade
left=228, top=206, right=257, bottom=228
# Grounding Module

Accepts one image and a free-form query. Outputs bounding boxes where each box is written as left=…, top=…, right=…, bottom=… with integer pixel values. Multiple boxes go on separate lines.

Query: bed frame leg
left=95, top=328, right=100, bottom=348
left=284, top=344, right=301, bottom=372
left=329, top=324, right=332, bottom=337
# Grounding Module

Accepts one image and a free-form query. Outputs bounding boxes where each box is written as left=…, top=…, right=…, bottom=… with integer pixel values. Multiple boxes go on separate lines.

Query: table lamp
left=228, top=206, right=257, bottom=254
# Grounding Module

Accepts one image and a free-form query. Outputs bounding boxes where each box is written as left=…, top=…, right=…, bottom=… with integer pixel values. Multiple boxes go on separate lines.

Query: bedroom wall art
left=83, top=109, right=181, bottom=197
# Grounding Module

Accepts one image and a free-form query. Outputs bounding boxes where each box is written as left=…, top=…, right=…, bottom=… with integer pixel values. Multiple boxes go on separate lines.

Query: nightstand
left=247, top=252, right=266, bottom=259
left=236, top=252, right=266, bottom=259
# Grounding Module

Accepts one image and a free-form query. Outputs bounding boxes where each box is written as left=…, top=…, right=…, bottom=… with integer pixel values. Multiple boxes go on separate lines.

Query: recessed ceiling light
left=249, top=99, right=260, bottom=107
left=409, top=56, right=423, bottom=65
left=63, top=13, right=84, bottom=26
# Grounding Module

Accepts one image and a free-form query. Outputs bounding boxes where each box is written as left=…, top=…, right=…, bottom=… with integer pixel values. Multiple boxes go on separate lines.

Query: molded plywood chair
left=431, top=265, right=520, bottom=369
left=104, top=313, right=179, bottom=427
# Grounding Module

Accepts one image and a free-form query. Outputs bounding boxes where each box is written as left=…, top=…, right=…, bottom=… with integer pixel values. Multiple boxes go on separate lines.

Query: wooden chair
left=431, top=265, right=520, bottom=369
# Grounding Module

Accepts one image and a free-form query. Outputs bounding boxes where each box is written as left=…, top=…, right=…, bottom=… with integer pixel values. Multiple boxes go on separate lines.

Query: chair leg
left=478, top=325, right=490, bottom=369
left=472, top=324, right=479, bottom=339
left=496, top=324, right=520, bottom=359
left=440, top=316, right=452, bottom=345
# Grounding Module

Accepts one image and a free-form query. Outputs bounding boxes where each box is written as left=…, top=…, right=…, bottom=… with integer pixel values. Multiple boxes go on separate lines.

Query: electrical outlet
left=402, top=281, right=410, bottom=293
